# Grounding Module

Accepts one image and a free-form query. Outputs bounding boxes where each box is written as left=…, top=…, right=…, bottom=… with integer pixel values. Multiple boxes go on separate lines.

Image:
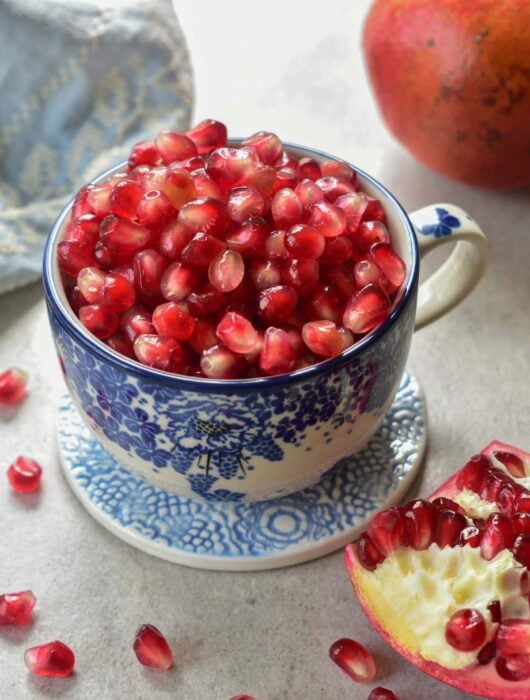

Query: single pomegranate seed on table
left=25, top=641, right=75, bottom=678
left=226, top=216, right=270, bottom=256
left=216, top=312, right=259, bottom=354
left=79, top=304, right=119, bottom=339
left=367, top=507, right=408, bottom=557
left=0, top=590, right=36, bottom=625
left=7, top=456, right=42, bottom=493
left=271, top=188, right=303, bottom=229
left=200, top=344, right=246, bottom=379
left=209, top=250, right=245, bottom=293
left=227, top=186, right=266, bottom=223
left=368, top=688, right=399, bottom=700
left=434, top=509, right=467, bottom=547
left=329, top=638, right=376, bottom=683
left=480, top=513, right=515, bottom=561
left=494, top=450, right=526, bottom=478
left=458, top=526, right=482, bottom=547
left=186, top=119, right=228, bottom=154
left=403, top=499, right=437, bottom=550
left=249, top=259, right=282, bottom=290
left=496, top=619, right=530, bottom=655
left=495, top=654, right=530, bottom=681
left=343, top=284, right=391, bottom=334
left=295, top=179, right=324, bottom=211
left=152, top=302, right=196, bottom=340
left=155, top=130, right=197, bottom=164
left=258, top=285, right=299, bottom=324
left=136, top=189, right=174, bottom=230
left=0, top=368, right=28, bottom=406
left=302, top=321, right=344, bottom=357
left=511, top=534, right=530, bottom=568
left=356, top=532, right=385, bottom=571
left=242, top=131, right=283, bottom=165
left=128, top=140, right=161, bottom=168
left=308, top=200, right=346, bottom=237
left=133, top=624, right=173, bottom=670
left=181, top=232, right=226, bottom=266
left=445, top=609, right=487, bottom=651
left=133, top=335, right=186, bottom=373
left=259, top=327, right=295, bottom=375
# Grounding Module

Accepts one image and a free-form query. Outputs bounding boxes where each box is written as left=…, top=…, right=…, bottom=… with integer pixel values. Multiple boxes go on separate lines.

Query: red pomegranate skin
left=363, top=0, right=530, bottom=189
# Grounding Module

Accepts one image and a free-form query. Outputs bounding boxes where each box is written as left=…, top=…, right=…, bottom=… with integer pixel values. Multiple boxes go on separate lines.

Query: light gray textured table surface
left=1, top=1, right=529, bottom=698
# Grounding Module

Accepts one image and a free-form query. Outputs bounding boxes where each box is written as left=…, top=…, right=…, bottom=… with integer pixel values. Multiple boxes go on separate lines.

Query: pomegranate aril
left=0, top=590, right=36, bottom=625
left=189, top=319, right=217, bottom=353
left=343, top=284, right=390, bottom=334
left=207, top=147, right=255, bottom=188
left=187, top=283, right=226, bottom=316
left=128, top=140, right=161, bottom=168
left=191, top=167, right=224, bottom=200
left=7, top=456, right=42, bottom=493
left=227, top=186, right=265, bottom=223
left=77, top=266, right=105, bottom=304
left=152, top=302, right=196, bottom=340
left=513, top=513, right=530, bottom=535
left=271, top=166, right=298, bottom=194
left=86, top=184, right=113, bottom=217
left=57, top=240, right=97, bottom=276
left=316, top=176, right=357, bottom=202
left=249, top=259, right=282, bottom=290
left=488, top=600, right=502, bottom=624
left=100, top=215, right=151, bottom=254
left=182, top=232, right=226, bottom=266
left=445, top=609, right=487, bottom=651
left=302, top=320, right=343, bottom=357
left=242, top=131, right=282, bottom=165
left=308, top=200, right=346, bottom=238
left=259, top=327, right=295, bottom=375
left=434, top=509, right=467, bottom=547
left=133, top=335, right=185, bottom=372
left=200, top=344, right=246, bottom=379
left=230, top=696, right=255, bottom=700
left=498, top=482, right=525, bottom=516
left=369, top=244, right=406, bottom=288
left=320, top=236, right=354, bottom=265
left=297, top=157, right=321, bottom=181
left=271, top=188, right=303, bottom=229
left=368, top=689, right=399, bottom=700
left=335, top=192, right=368, bottom=235
left=120, top=306, right=155, bottom=344
left=133, top=624, right=173, bottom=670
left=152, top=167, right=196, bottom=208
left=368, top=507, right=408, bottom=556
left=295, top=179, right=324, bottom=212
left=354, top=259, right=384, bottom=288
left=285, top=224, right=325, bottom=260
left=321, top=159, right=356, bottom=182
left=496, top=654, right=530, bottom=681
left=497, top=620, right=530, bottom=655
left=515, top=492, right=530, bottom=514
left=258, top=285, right=298, bottom=324
left=161, top=262, right=199, bottom=301
left=356, top=532, right=385, bottom=571
left=456, top=454, right=492, bottom=492
left=337, top=326, right=354, bottom=352
left=160, top=221, right=194, bottom=260
left=107, top=333, right=134, bottom=358
left=155, top=130, right=197, bottom=164
left=303, top=284, right=342, bottom=323
left=25, top=640, right=75, bottom=678
left=72, top=187, right=91, bottom=218
left=355, top=221, right=391, bottom=254
left=511, top=534, right=530, bottom=568
left=323, top=267, right=357, bottom=300
left=329, top=638, right=376, bottom=683
left=186, top=119, right=228, bottom=154
left=0, top=368, right=28, bottom=406
left=431, top=497, right=466, bottom=516
left=265, top=230, right=289, bottom=260
left=458, top=526, right=482, bottom=547
left=177, top=155, right=205, bottom=172
left=100, top=272, right=136, bottom=312
left=481, top=469, right=512, bottom=507
left=178, top=196, right=228, bottom=237
left=494, top=450, right=526, bottom=478
left=209, top=250, right=245, bottom=293
left=216, top=312, right=259, bottom=354
left=403, top=499, right=436, bottom=550
left=481, top=513, right=515, bottom=561
left=283, top=259, right=320, bottom=297
left=478, top=641, right=497, bottom=665
left=110, top=179, right=144, bottom=219
left=226, top=216, right=269, bottom=256
left=133, top=249, right=167, bottom=299
left=79, top=304, right=119, bottom=339
left=363, top=196, right=386, bottom=222
left=93, top=241, right=115, bottom=268
left=241, top=162, right=277, bottom=197
left=274, top=150, right=298, bottom=170
left=137, top=189, right=174, bottom=230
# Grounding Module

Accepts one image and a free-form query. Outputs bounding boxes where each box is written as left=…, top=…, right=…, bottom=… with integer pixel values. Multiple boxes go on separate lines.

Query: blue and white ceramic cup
left=43, top=143, right=488, bottom=503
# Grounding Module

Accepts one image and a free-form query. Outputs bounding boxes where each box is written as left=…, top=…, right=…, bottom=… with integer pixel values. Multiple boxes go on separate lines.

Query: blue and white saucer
left=57, top=371, right=427, bottom=571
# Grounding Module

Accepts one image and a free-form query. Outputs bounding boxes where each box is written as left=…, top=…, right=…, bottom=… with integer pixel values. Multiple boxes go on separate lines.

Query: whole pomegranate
left=363, top=0, right=530, bottom=189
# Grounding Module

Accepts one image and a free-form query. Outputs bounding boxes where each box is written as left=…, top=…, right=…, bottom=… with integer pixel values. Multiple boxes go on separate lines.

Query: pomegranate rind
left=345, top=441, right=530, bottom=700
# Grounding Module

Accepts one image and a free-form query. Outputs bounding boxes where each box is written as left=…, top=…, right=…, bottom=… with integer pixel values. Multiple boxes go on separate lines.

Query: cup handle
left=409, top=203, right=488, bottom=330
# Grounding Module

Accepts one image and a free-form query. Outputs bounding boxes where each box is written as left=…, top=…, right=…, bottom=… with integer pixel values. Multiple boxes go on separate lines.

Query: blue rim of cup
left=42, top=141, right=419, bottom=394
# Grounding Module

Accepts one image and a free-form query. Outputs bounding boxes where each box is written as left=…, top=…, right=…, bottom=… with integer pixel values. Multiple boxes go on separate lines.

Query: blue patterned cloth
left=0, top=0, right=193, bottom=293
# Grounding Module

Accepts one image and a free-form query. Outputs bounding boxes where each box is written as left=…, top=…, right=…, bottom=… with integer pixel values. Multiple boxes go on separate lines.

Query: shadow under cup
left=43, top=143, right=419, bottom=503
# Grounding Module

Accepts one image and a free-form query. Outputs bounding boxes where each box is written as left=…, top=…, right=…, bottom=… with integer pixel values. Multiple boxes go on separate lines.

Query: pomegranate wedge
left=345, top=441, right=530, bottom=699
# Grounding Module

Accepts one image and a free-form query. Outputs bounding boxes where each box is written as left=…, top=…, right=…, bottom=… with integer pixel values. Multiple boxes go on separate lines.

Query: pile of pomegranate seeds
left=329, top=637, right=376, bottom=683
left=0, top=590, right=36, bottom=625
left=7, top=456, right=42, bottom=493
left=133, top=624, right=173, bottom=670
left=24, top=640, right=75, bottom=678
left=0, top=367, right=27, bottom=406
left=58, top=119, right=406, bottom=378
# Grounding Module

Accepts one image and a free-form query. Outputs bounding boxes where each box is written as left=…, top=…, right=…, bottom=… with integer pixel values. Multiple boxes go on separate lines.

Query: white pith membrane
left=453, top=489, right=497, bottom=519
left=360, top=544, right=528, bottom=669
